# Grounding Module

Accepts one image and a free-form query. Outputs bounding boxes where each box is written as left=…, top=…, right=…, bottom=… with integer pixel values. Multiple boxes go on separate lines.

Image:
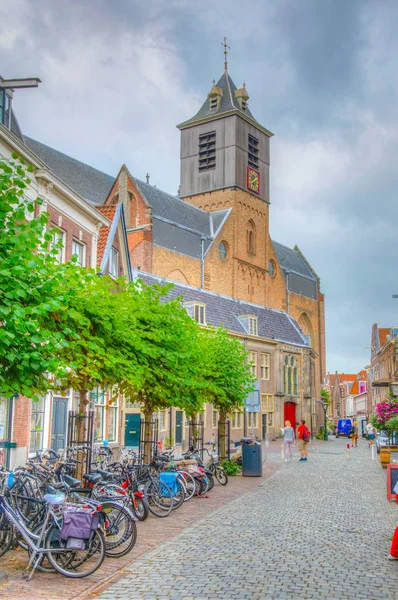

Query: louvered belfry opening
left=198, top=131, right=216, bottom=171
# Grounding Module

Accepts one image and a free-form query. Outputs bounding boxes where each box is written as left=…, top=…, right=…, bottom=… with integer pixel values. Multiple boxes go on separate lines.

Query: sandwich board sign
left=245, top=382, right=260, bottom=413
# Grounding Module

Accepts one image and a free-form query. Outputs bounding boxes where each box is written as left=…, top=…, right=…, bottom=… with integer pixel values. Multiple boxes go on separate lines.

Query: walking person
left=366, top=422, right=375, bottom=448
left=351, top=421, right=359, bottom=447
left=283, top=420, right=294, bottom=462
left=297, top=419, right=310, bottom=462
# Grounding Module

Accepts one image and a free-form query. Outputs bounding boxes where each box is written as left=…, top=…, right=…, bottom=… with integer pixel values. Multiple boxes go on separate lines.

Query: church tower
left=176, top=46, right=285, bottom=308
left=177, top=55, right=273, bottom=204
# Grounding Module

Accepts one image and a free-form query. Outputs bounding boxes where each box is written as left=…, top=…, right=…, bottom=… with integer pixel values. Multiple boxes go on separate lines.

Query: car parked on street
left=336, top=419, right=352, bottom=437
left=375, top=430, right=389, bottom=454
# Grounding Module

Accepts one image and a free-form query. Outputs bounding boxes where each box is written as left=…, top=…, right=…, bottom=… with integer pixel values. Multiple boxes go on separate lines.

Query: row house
left=325, top=371, right=367, bottom=421
left=369, top=323, right=398, bottom=416
left=0, top=108, right=131, bottom=467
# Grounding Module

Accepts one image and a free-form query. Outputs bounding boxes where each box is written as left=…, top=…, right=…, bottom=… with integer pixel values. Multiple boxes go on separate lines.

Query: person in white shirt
left=366, top=422, right=375, bottom=447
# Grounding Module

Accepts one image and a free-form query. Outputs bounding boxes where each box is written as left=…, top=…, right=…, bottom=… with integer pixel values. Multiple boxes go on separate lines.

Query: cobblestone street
left=101, top=439, right=398, bottom=600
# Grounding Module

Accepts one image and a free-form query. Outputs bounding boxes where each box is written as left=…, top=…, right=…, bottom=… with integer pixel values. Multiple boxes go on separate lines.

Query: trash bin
left=242, top=440, right=262, bottom=477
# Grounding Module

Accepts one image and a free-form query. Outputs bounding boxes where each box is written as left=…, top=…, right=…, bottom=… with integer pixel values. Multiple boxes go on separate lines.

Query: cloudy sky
left=2, top=0, right=398, bottom=374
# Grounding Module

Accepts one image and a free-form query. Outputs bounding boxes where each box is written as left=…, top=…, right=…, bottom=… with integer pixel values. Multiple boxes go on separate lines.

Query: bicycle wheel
left=205, top=472, right=215, bottom=492
left=46, top=525, right=106, bottom=578
left=131, top=496, right=149, bottom=521
left=101, top=502, right=137, bottom=558
left=179, top=471, right=196, bottom=502
left=145, top=480, right=173, bottom=517
left=171, top=477, right=185, bottom=511
left=215, top=467, right=228, bottom=485
left=0, top=513, right=13, bottom=558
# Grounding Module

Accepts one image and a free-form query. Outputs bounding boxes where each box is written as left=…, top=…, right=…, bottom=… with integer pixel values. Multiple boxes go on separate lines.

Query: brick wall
left=48, top=206, right=93, bottom=268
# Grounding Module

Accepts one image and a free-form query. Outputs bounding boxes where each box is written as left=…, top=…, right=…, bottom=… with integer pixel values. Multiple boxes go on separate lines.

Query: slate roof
left=24, top=137, right=115, bottom=204
left=177, top=71, right=262, bottom=130
left=272, top=241, right=317, bottom=280
left=134, top=178, right=211, bottom=234
left=137, top=271, right=308, bottom=347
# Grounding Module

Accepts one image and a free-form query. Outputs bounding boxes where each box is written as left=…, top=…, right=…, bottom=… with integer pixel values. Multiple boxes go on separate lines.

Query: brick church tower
left=176, top=65, right=286, bottom=309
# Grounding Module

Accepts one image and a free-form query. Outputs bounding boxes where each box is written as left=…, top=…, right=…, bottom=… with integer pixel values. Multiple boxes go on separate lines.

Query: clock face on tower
left=247, top=166, right=260, bottom=194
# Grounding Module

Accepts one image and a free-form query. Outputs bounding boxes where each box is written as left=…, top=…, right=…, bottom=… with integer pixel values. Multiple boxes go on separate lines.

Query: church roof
left=24, top=137, right=115, bottom=205
left=272, top=241, right=317, bottom=281
left=137, top=272, right=308, bottom=347
left=177, top=72, right=273, bottom=136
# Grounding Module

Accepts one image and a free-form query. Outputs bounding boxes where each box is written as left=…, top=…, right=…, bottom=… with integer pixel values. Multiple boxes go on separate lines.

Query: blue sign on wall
left=245, top=383, right=260, bottom=413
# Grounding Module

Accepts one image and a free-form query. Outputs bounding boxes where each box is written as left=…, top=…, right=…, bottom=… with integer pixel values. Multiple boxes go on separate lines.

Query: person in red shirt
left=297, top=419, right=310, bottom=462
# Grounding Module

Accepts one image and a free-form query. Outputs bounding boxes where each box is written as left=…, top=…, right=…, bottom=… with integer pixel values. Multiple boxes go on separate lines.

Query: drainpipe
left=285, top=270, right=290, bottom=314
left=243, top=337, right=248, bottom=437
left=200, top=235, right=205, bottom=289
left=6, top=394, right=15, bottom=470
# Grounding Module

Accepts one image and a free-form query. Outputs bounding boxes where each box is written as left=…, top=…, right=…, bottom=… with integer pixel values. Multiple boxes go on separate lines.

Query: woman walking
left=283, top=420, right=295, bottom=462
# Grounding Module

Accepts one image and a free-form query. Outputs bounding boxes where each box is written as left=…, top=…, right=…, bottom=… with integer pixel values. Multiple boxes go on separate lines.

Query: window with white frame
left=212, top=410, right=218, bottom=428
left=248, top=412, right=257, bottom=428
left=260, top=353, right=270, bottom=380
left=261, top=394, right=274, bottom=413
left=90, top=388, right=106, bottom=442
left=107, top=392, right=119, bottom=442
left=30, top=396, right=45, bottom=453
left=50, top=228, right=65, bottom=263
left=109, top=247, right=119, bottom=278
left=72, top=239, right=85, bottom=267
left=248, top=351, right=257, bottom=377
left=231, top=411, right=242, bottom=428
left=159, top=410, right=166, bottom=430
left=194, top=304, right=206, bottom=325
left=249, top=316, right=258, bottom=336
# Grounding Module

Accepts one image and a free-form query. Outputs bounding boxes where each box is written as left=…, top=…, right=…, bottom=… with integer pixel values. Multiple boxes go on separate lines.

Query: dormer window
left=238, top=315, right=258, bottom=336
left=199, top=132, right=216, bottom=172
left=207, top=81, right=223, bottom=114
left=184, top=302, right=206, bottom=325
left=235, top=84, right=249, bottom=113
left=241, top=100, right=248, bottom=112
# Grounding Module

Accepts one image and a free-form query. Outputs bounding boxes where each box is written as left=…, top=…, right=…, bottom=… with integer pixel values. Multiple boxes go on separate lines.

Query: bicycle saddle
left=63, top=474, right=82, bottom=488
left=83, top=473, right=102, bottom=484
left=43, top=492, right=65, bottom=505
left=95, top=469, right=113, bottom=479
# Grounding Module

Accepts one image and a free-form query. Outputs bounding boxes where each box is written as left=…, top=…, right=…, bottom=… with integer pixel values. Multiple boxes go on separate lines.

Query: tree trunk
left=75, top=388, right=89, bottom=480
left=143, top=407, right=154, bottom=464
left=219, top=410, right=227, bottom=464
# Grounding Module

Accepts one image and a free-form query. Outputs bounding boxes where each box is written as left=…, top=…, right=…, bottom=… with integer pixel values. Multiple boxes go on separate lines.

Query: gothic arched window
left=284, top=355, right=298, bottom=396
left=247, top=220, right=256, bottom=254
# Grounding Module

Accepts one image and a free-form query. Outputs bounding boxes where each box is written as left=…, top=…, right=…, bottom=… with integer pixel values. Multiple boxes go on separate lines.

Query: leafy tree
left=200, top=328, right=255, bottom=461
left=0, top=155, right=72, bottom=399
left=121, top=281, right=208, bottom=460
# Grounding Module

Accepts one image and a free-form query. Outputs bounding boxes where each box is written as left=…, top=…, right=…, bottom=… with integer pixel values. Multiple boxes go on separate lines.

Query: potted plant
left=375, top=394, right=398, bottom=467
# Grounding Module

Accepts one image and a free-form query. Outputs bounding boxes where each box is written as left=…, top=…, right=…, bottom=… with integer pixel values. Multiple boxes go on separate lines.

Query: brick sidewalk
left=0, top=455, right=279, bottom=600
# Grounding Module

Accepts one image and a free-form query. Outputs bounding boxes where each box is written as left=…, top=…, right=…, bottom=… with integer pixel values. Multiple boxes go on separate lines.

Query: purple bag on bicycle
left=61, top=509, right=94, bottom=549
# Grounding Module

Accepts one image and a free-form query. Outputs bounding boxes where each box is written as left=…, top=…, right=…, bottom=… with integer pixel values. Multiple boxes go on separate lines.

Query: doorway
left=124, top=413, right=140, bottom=447
left=51, top=398, right=68, bottom=452
left=262, top=413, right=267, bottom=439
left=175, top=410, right=183, bottom=445
left=284, top=402, right=296, bottom=434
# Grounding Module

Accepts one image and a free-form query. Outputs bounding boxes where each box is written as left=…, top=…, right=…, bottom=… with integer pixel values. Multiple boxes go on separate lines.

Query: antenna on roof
left=146, top=173, right=150, bottom=184
left=0, top=76, right=41, bottom=130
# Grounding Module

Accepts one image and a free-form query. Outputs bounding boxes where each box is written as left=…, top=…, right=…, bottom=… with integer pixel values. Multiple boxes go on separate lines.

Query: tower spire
left=221, top=36, right=230, bottom=72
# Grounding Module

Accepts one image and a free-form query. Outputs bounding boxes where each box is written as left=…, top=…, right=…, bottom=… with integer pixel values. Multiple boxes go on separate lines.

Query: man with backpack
left=297, top=419, right=311, bottom=461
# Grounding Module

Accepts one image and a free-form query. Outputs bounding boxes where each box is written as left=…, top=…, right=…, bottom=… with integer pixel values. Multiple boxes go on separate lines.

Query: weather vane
left=222, top=36, right=230, bottom=72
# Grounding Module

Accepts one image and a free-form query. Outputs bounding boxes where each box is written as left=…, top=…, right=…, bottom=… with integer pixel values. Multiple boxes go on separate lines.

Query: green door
left=175, top=410, right=183, bottom=445
left=124, top=413, right=140, bottom=447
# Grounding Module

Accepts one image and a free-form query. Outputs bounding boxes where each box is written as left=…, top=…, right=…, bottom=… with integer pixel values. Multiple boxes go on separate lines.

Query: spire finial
left=146, top=173, right=150, bottom=184
left=221, top=36, right=230, bottom=72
